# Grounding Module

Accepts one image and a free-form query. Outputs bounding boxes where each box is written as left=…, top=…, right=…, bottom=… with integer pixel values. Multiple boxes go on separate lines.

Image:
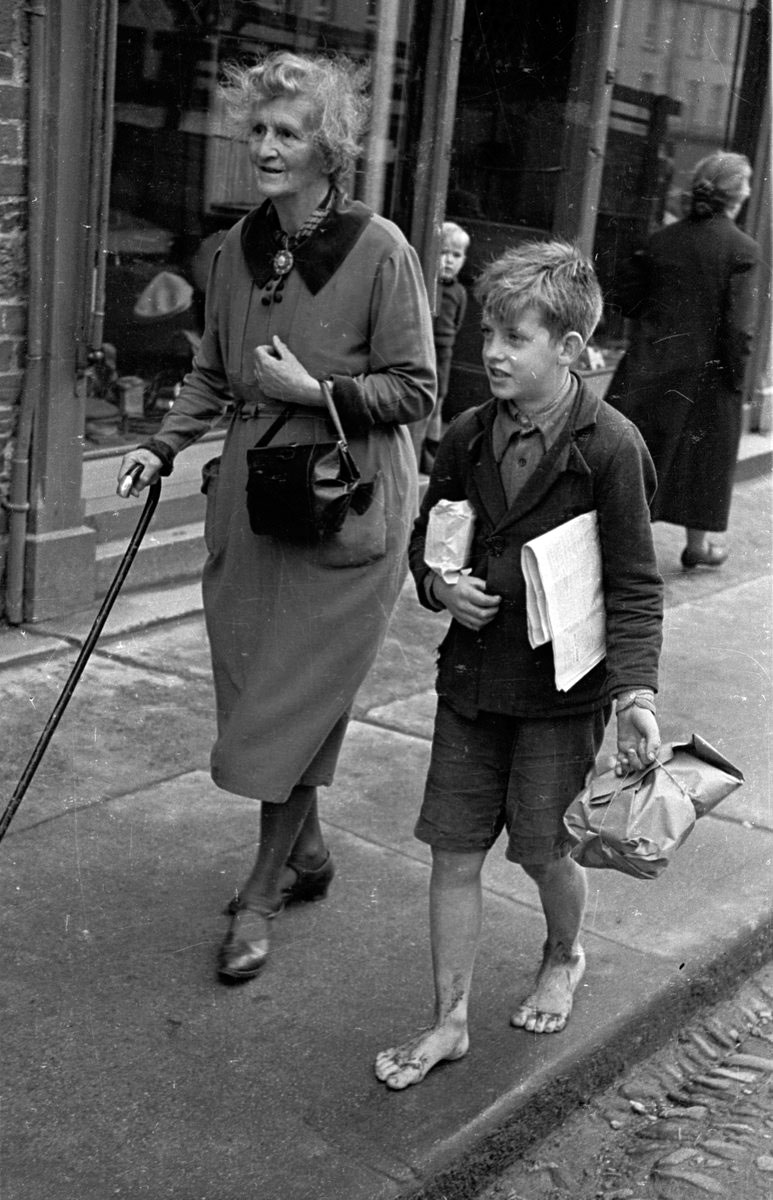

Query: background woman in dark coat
left=606, top=151, right=759, bottom=568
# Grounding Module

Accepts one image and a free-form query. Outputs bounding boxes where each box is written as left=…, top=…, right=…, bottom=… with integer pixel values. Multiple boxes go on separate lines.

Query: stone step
left=83, top=434, right=222, bottom=542
left=95, top=521, right=205, bottom=596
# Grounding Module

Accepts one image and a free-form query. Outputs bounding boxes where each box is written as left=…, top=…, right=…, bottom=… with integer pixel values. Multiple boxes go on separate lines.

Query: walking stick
left=0, top=468, right=161, bottom=843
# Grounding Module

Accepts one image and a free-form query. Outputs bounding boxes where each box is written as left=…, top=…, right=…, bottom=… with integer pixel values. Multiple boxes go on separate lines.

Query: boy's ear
left=558, top=331, right=585, bottom=365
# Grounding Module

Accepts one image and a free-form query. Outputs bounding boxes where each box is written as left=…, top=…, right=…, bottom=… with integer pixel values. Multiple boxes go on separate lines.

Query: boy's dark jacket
left=410, top=376, right=663, bottom=718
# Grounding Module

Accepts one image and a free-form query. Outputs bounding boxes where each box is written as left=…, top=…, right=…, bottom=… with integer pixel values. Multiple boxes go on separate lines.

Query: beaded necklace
left=261, top=189, right=334, bottom=306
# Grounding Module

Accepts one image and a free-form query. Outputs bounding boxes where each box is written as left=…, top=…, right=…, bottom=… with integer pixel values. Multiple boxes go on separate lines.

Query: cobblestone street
left=476, top=961, right=773, bottom=1200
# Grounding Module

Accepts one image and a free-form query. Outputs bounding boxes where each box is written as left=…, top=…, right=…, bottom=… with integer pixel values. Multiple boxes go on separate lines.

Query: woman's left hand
left=253, top=335, right=324, bottom=406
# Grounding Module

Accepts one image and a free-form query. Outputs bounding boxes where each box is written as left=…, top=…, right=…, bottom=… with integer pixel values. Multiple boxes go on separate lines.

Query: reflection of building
left=617, top=1, right=752, bottom=179
left=0, top=0, right=769, bottom=622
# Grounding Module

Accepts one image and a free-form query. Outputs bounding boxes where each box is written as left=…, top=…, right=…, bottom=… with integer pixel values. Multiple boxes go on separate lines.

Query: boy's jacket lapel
left=468, top=386, right=596, bottom=534
left=466, top=424, right=508, bottom=527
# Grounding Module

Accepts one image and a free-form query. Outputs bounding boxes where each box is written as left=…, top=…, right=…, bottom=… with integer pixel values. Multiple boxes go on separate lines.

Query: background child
left=411, top=221, right=470, bottom=472
left=376, top=240, right=663, bottom=1091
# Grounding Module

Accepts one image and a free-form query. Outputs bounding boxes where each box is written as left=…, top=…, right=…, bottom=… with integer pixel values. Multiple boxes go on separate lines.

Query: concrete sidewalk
left=0, top=474, right=771, bottom=1200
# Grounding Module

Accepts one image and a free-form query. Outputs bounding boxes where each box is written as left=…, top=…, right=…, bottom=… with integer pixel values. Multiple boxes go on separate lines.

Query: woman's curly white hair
left=219, top=49, right=371, bottom=185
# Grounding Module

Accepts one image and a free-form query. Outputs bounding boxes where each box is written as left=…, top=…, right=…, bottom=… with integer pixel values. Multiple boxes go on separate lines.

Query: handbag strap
left=253, top=383, right=347, bottom=449
left=254, top=405, right=296, bottom=448
left=319, top=380, right=348, bottom=449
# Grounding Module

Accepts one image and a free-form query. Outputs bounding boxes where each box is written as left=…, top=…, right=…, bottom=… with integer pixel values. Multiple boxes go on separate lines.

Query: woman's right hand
left=116, top=449, right=164, bottom=498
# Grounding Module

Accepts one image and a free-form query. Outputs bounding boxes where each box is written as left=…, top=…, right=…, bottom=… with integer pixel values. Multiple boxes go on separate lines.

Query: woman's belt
left=235, top=400, right=334, bottom=438
left=236, top=400, right=263, bottom=420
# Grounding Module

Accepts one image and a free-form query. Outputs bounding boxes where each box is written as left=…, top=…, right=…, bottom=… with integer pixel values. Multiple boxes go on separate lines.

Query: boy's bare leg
left=374, top=848, right=485, bottom=1090
left=511, top=854, right=587, bottom=1034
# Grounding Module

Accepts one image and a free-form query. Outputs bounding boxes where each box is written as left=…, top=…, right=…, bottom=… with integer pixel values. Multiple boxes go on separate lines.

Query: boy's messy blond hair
left=474, top=240, right=603, bottom=344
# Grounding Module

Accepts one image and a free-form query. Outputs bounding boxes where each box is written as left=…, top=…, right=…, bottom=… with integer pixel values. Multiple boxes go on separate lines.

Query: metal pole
left=4, top=0, right=48, bottom=625
left=575, top=0, right=625, bottom=257
left=90, top=0, right=118, bottom=353
left=410, top=0, right=466, bottom=293
left=362, top=0, right=401, bottom=214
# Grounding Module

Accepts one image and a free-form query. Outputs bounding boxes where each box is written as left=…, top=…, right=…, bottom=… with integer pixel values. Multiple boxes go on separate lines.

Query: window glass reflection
left=441, top=0, right=755, bottom=426
left=87, top=0, right=416, bottom=450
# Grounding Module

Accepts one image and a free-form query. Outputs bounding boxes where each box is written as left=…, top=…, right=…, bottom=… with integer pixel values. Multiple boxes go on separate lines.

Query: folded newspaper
left=521, top=510, right=605, bottom=691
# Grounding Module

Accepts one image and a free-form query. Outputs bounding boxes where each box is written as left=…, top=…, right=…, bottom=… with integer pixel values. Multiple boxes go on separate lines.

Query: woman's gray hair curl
left=219, top=49, right=371, bottom=185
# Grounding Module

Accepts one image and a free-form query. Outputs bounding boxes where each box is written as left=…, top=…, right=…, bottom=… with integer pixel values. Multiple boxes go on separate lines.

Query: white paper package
left=424, top=499, right=476, bottom=583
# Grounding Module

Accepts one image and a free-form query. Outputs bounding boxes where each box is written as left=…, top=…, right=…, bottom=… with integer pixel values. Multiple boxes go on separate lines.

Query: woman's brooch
left=272, top=245, right=294, bottom=277
left=262, top=193, right=333, bottom=305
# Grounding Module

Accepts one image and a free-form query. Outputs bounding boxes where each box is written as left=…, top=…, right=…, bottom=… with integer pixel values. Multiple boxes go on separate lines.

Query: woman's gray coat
left=148, top=198, right=435, bottom=801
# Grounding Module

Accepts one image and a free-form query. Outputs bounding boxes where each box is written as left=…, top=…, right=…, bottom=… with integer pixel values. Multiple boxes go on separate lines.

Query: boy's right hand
left=433, top=574, right=501, bottom=631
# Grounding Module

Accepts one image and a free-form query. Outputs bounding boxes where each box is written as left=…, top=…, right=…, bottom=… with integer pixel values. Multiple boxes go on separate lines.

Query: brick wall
left=0, top=1, right=27, bottom=519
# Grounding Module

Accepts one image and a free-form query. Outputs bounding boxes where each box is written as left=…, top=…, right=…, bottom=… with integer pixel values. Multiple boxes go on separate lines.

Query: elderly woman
left=606, top=151, right=759, bottom=568
left=117, top=50, right=435, bottom=980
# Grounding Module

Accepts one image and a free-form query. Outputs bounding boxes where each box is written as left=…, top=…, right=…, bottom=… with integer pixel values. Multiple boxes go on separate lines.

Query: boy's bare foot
left=374, top=1023, right=469, bottom=1090
left=510, top=946, right=585, bottom=1034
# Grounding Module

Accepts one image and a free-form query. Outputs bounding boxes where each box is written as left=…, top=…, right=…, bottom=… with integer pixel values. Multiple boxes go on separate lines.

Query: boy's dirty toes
left=374, top=1026, right=469, bottom=1090
left=511, top=947, right=585, bottom=1034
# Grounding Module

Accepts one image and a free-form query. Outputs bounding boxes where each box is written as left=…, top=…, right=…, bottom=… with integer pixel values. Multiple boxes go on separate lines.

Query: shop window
left=684, top=78, right=702, bottom=126
left=439, top=0, right=758, bottom=423
left=642, top=0, right=661, bottom=51
left=709, top=81, right=727, bottom=129
left=716, top=10, right=733, bottom=60
left=86, top=0, right=420, bottom=451
left=688, top=3, right=707, bottom=56
left=447, top=0, right=577, bottom=230
left=594, top=0, right=755, bottom=347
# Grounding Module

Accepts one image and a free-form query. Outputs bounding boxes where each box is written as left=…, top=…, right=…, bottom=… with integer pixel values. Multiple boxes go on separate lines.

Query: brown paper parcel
left=563, top=735, right=744, bottom=879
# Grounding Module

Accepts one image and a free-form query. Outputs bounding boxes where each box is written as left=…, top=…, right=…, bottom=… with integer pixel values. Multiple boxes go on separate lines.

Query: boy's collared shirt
left=492, top=374, right=578, bottom=506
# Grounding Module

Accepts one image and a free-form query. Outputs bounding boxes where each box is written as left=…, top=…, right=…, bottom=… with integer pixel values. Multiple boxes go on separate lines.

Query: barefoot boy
left=375, top=241, right=663, bottom=1090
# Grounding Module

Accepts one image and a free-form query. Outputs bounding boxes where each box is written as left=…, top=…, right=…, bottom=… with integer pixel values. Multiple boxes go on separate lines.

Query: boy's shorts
left=415, top=699, right=610, bottom=864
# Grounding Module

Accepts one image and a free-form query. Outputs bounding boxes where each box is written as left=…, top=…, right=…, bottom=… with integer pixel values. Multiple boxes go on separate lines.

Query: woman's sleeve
left=142, top=248, right=233, bottom=462
left=329, top=240, right=437, bottom=435
left=720, top=242, right=759, bottom=389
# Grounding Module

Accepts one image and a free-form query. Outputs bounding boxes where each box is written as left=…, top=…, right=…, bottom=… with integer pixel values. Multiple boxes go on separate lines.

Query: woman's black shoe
left=217, top=903, right=278, bottom=982
left=681, top=543, right=728, bottom=569
left=224, top=854, right=335, bottom=917
left=282, top=852, right=335, bottom=904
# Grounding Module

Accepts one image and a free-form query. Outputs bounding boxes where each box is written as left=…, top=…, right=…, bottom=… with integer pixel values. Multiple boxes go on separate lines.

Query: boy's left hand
left=613, top=708, right=660, bottom=776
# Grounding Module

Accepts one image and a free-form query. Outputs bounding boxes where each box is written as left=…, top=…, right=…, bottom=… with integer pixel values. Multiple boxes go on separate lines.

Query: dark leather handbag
left=246, top=381, right=375, bottom=541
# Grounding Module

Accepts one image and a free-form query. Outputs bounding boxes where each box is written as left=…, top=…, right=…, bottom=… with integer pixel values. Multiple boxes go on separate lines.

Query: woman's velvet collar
left=240, top=196, right=373, bottom=294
